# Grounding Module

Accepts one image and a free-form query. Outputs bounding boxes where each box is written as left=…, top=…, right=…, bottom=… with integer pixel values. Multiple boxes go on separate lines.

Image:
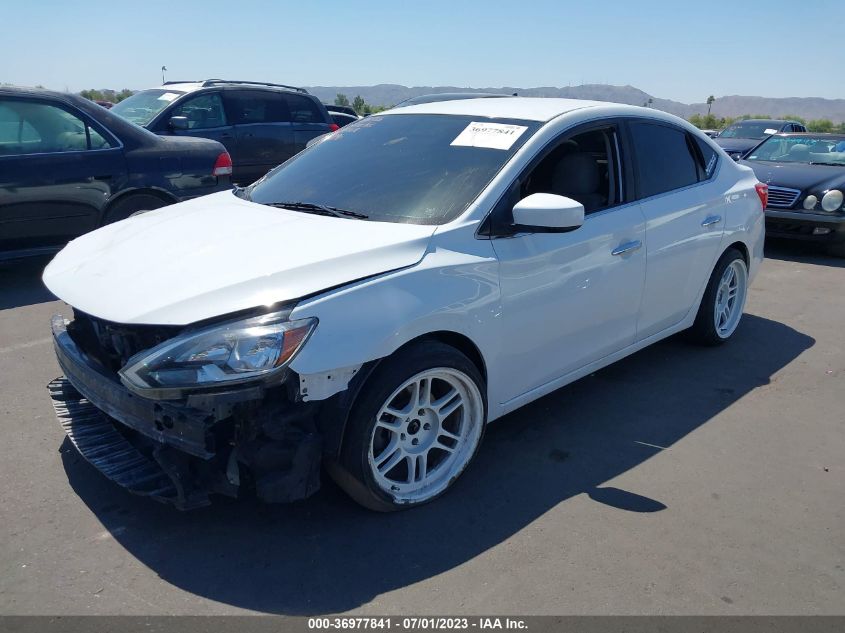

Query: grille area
left=766, top=185, right=801, bottom=209
left=68, top=310, right=181, bottom=373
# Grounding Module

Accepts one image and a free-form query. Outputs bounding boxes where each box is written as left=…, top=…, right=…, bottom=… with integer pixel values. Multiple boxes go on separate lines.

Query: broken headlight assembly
left=119, top=311, right=317, bottom=397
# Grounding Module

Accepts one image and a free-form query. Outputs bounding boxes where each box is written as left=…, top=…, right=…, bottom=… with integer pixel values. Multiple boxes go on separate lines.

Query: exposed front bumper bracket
left=48, top=377, right=210, bottom=510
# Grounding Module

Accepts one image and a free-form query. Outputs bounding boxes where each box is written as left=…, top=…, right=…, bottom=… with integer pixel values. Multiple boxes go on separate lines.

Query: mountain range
left=305, top=84, right=845, bottom=123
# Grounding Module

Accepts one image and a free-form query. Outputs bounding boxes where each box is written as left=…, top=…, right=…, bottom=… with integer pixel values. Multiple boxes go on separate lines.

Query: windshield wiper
left=264, top=201, right=369, bottom=220
left=809, top=162, right=845, bottom=167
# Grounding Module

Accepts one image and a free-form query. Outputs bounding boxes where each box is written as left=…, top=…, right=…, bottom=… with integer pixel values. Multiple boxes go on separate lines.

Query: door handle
left=611, top=240, right=642, bottom=256
left=91, top=175, right=112, bottom=181
left=701, top=215, right=722, bottom=227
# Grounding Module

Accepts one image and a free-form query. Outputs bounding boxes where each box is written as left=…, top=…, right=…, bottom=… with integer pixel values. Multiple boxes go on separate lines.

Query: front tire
left=329, top=341, right=486, bottom=512
left=687, top=248, right=748, bottom=346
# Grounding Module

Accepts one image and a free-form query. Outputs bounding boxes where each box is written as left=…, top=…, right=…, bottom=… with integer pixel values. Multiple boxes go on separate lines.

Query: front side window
left=225, top=91, right=290, bottom=124
left=521, top=126, right=622, bottom=213
left=170, top=93, right=227, bottom=129
left=0, top=99, right=113, bottom=155
left=628, top=120, right=699, bottom=198
left=111, top=89, right=186, bottom=126
left=247, top=114, right=540, bottom=225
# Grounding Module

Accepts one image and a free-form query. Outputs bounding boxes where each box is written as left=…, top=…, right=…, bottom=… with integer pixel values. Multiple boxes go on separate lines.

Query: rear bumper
left=765, top=209, right=845, bottom=243
left=49, top=316, right=322, bottom=509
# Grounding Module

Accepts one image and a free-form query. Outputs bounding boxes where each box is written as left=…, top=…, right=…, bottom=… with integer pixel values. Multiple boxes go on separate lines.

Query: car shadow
left=60, top=314, right=813, bottom=615
left=765, top=238, right=845, bottom=268
left=0, top=257, right=57, bottom=310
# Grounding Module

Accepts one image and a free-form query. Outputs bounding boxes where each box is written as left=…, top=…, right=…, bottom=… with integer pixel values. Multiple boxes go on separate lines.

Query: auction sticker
left=157, top=92, right=180, bottom=102
left=451, top=122, right=528, bottom=150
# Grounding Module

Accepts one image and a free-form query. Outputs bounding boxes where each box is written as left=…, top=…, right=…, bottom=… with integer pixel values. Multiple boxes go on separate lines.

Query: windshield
left=110, top=89, right=186, bottom=126
left=719, top=121, right=782, bottom=140
left=746, top=136, right=845, bottom=165
left=246, top=114, right=540, bottom=225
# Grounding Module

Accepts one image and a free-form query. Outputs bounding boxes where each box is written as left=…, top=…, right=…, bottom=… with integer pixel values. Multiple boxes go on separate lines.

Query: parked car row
left=110, top=79, right=338, bottom=183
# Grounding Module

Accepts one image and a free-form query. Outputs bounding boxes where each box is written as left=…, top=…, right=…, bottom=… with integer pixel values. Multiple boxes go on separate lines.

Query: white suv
left=44, top=98, right=766, bottom=511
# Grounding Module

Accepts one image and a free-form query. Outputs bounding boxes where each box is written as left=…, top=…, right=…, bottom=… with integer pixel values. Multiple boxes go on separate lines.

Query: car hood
left=43, top=191, right=437, bottom=325
left=715, top=138, right=760, bottom=153
left=740, top=160, right=845, bottom=192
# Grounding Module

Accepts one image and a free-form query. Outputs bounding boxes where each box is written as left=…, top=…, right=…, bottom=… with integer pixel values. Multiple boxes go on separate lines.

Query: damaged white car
left=44, top=98, right=766, bottom=511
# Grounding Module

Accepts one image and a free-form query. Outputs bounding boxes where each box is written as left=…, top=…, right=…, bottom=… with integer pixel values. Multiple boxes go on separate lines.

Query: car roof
left=154, top=80, right=309, bottom=95
left=732, top=119, right=796, bottom=124
left=379, top=96, right=646, bottom=123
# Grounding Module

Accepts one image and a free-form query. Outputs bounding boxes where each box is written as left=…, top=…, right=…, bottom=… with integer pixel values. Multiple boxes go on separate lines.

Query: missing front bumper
left=49, top=317, right=323, bottom=510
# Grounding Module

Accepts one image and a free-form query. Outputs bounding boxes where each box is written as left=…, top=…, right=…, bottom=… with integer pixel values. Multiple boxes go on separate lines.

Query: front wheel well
left=397, top=331, right=487, bottom=384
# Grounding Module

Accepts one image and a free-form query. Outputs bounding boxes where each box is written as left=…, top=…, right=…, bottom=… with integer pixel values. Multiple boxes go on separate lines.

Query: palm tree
left=706, top=95, right=715, bottom=115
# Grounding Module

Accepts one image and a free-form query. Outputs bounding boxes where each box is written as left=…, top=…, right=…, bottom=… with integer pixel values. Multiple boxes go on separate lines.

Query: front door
left=490, top=123, right=647, bottom=405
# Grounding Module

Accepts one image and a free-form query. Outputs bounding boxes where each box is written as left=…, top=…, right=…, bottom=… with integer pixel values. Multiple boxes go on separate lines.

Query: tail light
left=754, top=183, right=768, bottom=210
left=328, top=123, right=340, bottom=132
left=212, top=152, right=233, bottom=177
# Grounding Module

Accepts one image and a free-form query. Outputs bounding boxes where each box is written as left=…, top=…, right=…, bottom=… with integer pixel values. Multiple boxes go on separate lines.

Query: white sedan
left=43, top=98, right=766, bottom=511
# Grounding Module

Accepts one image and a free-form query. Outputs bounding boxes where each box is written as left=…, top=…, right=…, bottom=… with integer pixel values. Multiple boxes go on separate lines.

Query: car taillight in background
left=212, top=152, right=233, bottom=177
left=328, top=123, right=340, bottom=132
left=755, top=183, right=768, bottom=210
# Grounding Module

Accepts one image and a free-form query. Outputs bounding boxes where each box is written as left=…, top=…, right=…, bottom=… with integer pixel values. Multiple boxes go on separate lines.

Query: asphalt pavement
left=0, top=240, right=842, bottom=615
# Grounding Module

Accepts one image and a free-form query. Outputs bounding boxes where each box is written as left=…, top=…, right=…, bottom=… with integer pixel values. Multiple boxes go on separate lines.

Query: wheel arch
left=725, top=240, right=749, bottom=265
left=316, top=329, right=488, bottom=459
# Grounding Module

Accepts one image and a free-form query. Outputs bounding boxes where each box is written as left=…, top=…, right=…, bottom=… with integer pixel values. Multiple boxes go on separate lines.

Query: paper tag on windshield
left=764, top=128, right=778, bottom=135
left=451, top=122, right=528, bottom=150
left=157, top=92, right=180, bottom=102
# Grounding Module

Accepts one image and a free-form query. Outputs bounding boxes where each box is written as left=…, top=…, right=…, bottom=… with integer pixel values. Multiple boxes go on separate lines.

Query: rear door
left=284, top=93, right=332, bottom=153
left=223, top=90, right=294, bottom=184
left=625, top=119, right=726, bottom=340
left=0, top=97, right=125, bottom=256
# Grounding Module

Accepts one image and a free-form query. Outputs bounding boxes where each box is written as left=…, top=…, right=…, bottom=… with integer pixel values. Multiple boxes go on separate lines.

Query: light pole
left=161, top=66, right=167, bottom=84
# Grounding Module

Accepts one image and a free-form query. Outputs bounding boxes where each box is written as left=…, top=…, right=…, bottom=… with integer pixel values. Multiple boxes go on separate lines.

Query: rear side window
left=283, top=94, right=324, bottom=123
left=628, top=120, right=700, bottom=198
left=170, top=93, right=227, bottom=129
left=225, top=91, right=290, bottom=124
left=0, top=99, right=114, bottom=155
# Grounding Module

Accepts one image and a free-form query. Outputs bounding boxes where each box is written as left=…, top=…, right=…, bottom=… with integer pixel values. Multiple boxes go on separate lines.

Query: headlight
left=119, top=311, right=317, bottom=395
left=821, top=189, right=844, bottom=212
left=803, top=195, right=817, bottom=210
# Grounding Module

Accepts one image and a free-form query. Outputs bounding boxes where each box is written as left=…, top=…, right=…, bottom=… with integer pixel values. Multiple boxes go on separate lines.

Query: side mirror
left=169, top=116, right=189, bottom=131
left=512, top=193, right=585, bottom=232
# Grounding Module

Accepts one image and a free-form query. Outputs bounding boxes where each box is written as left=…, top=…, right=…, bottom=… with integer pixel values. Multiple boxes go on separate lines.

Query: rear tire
left=103, top=193, right=170, bottom=225
left=687, top=248, right=748, bottom=346
left=328, top=341, right=486, bottom=512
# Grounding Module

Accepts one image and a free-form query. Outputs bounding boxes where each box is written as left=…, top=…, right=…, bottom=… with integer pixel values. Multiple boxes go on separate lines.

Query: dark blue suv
left=111, top=80, right=338, bottom=184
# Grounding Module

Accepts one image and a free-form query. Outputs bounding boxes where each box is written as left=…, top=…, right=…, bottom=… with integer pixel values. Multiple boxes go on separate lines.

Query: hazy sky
left=3, top=0, right=842, bottom=104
